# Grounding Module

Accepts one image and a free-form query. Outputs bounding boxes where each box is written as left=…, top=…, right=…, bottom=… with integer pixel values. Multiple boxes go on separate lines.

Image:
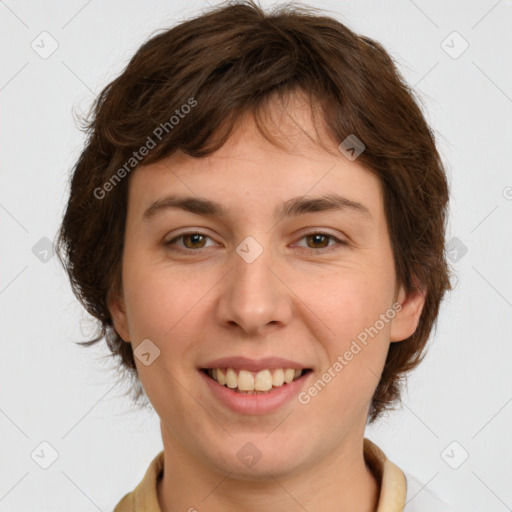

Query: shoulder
left=402, top=470, right=458, bottom=512
left=112, top=450, right=164, bottom=512
left=113, top=491, right=133, bottom=512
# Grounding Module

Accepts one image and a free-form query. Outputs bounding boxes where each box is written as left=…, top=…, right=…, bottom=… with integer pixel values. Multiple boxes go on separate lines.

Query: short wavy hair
left=56, top=0, right=453, bottom=423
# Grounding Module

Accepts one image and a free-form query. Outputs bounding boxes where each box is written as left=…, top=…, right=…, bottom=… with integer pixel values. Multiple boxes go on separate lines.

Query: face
left=109, top=93, right=425, bottom=480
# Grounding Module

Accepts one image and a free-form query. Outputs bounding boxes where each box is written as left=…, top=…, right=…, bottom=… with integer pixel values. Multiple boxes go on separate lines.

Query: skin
left=109, top=91, right=425, bottom=512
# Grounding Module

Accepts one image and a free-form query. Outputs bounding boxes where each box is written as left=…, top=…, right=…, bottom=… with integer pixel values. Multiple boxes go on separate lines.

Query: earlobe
left=389, top=281, right=426, bottom=343
left=108, top=294, right=131, bottom=343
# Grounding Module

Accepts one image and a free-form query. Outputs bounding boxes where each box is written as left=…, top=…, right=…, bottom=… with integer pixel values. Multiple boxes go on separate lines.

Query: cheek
left=309, top=330, right=389, bottom=422
left=123, top=258, right=209, bottom=342
left=293, top=269, right=393, bottom=336
left=296, top=272, right=392, bottom=394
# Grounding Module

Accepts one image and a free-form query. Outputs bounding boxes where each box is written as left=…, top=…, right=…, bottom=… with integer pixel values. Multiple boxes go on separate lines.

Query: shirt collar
left=364, top=437, right=407, bottom=511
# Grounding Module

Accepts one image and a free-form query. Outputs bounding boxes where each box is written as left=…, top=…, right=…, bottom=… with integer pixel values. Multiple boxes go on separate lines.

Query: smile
left=199, top=367, right=313, bottom=414
left=202, top=367, right=312, bottom=393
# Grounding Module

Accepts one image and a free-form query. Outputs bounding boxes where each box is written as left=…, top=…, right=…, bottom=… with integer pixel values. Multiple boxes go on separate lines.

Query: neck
left=157, top=430, right=380, bottom=512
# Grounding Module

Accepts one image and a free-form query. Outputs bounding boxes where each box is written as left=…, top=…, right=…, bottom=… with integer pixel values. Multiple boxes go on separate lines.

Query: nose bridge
left=217, top=233, right=291, bottom=333
left=233, top=233, right=279, bottom=305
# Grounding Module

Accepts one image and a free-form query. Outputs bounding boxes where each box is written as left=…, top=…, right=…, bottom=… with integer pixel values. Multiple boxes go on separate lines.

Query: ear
left=389, top=278, right=426, bottom=343
left=107, top=289, right=131, bottom=343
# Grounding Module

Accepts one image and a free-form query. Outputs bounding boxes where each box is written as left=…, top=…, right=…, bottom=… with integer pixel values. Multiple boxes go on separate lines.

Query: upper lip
left=200, top=356, right=311, bottom=372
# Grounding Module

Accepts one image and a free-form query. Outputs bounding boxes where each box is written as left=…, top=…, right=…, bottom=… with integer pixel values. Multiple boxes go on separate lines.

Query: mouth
left=200, top=367, right=313, bottom=394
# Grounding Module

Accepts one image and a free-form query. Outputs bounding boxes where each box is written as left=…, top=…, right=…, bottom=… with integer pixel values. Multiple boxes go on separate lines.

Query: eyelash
left=164, top=231, right=347, bottom=254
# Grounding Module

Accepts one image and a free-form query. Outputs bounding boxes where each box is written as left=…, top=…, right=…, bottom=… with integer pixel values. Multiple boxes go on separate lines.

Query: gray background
left=1, top=0, right=511, bottom=510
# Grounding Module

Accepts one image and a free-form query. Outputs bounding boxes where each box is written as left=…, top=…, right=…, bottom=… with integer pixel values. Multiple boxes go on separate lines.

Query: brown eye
left=182, top=233, right=207, bottom=249
left=164, top=231, right=346, bottom=254
left=295, top=232, right=347, bottom=252
left=165, top=232, right=214, bottom=251
left=306, top=234, right=330, bottom=249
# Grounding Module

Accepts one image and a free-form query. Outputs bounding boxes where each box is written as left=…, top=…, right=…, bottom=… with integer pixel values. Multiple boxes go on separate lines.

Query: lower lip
left=199, top=369, right=312, bottom=415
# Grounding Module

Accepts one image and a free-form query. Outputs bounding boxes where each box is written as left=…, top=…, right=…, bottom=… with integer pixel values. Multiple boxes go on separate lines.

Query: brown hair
left=56, top=0, right=453, bottom=423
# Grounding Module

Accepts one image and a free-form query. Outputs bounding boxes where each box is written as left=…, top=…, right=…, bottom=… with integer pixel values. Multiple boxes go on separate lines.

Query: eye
left=164, top=232, right=216, bottom=251
left=293, top=232, right=347, bottom=252
left=164, top=231, right=347, bottom=253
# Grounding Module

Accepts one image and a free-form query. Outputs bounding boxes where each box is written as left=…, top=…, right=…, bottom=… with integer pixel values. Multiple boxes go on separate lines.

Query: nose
left=216, top=238, right=293, bottom=336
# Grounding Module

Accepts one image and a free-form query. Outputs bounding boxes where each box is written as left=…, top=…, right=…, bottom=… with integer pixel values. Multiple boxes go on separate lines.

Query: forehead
left=126, top=94, right=383, bottom=224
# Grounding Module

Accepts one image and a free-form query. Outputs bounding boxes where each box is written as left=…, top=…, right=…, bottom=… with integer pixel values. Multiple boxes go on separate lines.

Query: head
left=56, top=0, right=452, bottom=462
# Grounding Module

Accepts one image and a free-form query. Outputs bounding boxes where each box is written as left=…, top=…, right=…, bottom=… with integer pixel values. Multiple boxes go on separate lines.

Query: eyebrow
left=142, top=193, right=372, bottom=222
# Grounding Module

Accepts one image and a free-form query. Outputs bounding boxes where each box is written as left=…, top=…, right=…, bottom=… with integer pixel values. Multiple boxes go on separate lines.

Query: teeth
left=238, top=369, right=255, bottom=391
left=284, top=369, right=295, bottom=383
left=254, top=369, right=273, bottom=391
left=215, top=368, right=226, bottom=385
left=225, top=368, right=237, bottom=389
left=272, top=368, right=285, bottom=386
left=207, top=367, right=305, bottom=391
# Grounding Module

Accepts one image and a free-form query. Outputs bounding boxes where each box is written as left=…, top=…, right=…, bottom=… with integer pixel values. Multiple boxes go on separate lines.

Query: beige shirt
left=113, top=437, right=414, bottom=511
